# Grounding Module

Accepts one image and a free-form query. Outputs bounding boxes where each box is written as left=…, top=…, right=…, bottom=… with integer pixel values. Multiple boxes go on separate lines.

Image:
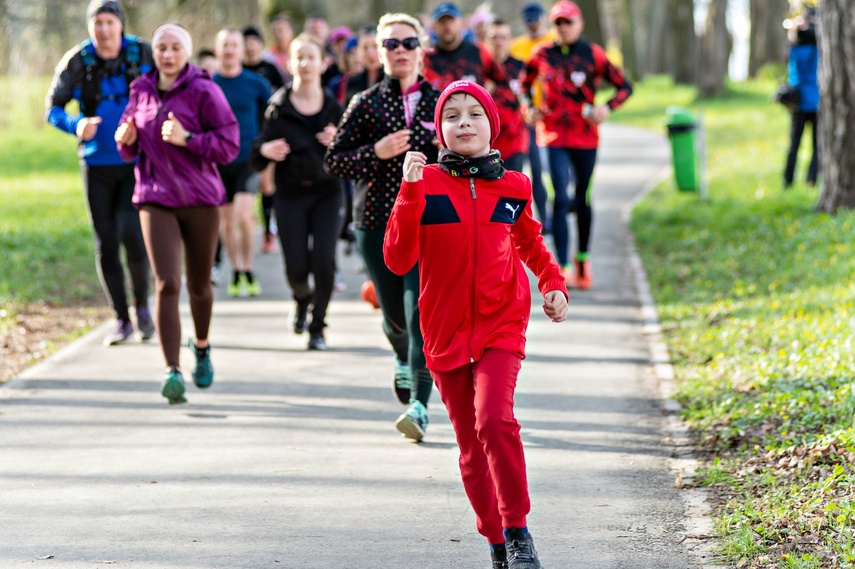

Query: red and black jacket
left=423, top=42, right=528, bottom=159
left=521, top=39, right=632, bottom=149
left=384, top=166, right=567, bottom=372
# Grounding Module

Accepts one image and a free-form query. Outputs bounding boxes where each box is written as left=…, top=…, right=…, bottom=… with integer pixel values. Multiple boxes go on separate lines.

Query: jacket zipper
left=159, top=98, right=190, bottom=206
left=469, top=177, right=477, bottom=363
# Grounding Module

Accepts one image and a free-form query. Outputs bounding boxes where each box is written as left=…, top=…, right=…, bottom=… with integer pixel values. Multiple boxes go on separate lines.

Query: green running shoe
left=188, top=338, right=214, bottom=389
left=227, top=271, right=244, bottom=297
left=392, top=359, right=412, bottom=404
left=161, top=366, right=187, bottom=405
left=395, top=399, right=428, bottom=442
left=243, top=271, right=262, bottom=296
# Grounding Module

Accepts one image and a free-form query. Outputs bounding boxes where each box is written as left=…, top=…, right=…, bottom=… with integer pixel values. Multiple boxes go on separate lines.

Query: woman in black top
left=250, top=33, right=343, bottom=350
left=324, top=13, right=440, bottom=442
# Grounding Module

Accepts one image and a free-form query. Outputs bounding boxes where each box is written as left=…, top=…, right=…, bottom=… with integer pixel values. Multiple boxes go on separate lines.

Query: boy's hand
left=403, top=151, right=427, bottom=182
left=542, top=290, right=568, bottom=322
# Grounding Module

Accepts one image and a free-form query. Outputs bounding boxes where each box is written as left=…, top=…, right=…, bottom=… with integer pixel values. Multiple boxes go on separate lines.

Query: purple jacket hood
left=119, top=63, right=239, bottom=208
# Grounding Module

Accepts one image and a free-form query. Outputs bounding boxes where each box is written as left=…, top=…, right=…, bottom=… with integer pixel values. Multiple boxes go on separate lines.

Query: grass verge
left=0, top=77, right=107, bottom=382
left=620, top=76, right=855, bottom=568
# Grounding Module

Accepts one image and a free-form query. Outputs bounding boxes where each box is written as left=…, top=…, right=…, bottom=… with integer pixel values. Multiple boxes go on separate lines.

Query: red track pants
left=431, top=349, right=530, bottom=544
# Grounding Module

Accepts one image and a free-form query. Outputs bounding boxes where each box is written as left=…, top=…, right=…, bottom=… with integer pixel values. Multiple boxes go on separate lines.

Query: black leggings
left=81, top=163, right=150, bottom=321
left=274, top=182, right=344, bottom=334
left=356, top=225, right=432, bottom=407
left=547, top=147, right=598, bottom=266
left=785, top=111, right=818, bottom=186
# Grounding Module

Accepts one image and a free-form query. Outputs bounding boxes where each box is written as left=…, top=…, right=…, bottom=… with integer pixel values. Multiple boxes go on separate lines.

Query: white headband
left=152, top=23, right=193, bottom=58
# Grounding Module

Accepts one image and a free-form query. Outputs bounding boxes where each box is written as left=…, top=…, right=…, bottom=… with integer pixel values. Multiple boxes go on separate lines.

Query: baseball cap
left=521, top=2, right=546, bottom=23
left=432, top=2, right=463, bottom=21
left=549, top=0, right=582, bottom=23
left=242, top=25, right=264, bottom=42
left=330, top=26, right=354, bottom=43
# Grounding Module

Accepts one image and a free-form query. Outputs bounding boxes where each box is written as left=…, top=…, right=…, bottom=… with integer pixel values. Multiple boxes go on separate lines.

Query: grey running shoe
left=136, top=306, right=155, bottom=341
left=505, top=528, right=541, bottom=569
left=395, top=400, right=428, bottom=442
left=308, top=332, right=327, bottom=351
left=104, top=320, right=133, bottom=346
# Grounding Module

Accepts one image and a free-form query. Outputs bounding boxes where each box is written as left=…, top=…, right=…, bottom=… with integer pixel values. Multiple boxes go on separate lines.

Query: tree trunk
left=645, top=0, right=669, bottom=74
left=815, top=0, right=855, bottom=212
left=617, top=0, right=638, bottom=79
left=576, top=0, right=605, bottom=48
left=697, top=0, right=732, bottom=98
left=748, top=0, right=788, bottom=77
left=0, top=0, right=10, bottom=75
left=669, top=0, right=696, bottom=84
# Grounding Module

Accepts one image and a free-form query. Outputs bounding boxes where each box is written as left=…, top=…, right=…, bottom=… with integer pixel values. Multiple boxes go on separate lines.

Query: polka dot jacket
left=323, top=75, right=441, bottom=230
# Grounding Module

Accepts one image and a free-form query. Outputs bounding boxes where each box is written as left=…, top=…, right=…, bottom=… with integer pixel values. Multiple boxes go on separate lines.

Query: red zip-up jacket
left=384, top=165, right=567, bottom=372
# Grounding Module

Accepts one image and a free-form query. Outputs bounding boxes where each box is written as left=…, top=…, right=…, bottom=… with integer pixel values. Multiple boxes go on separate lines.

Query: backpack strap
left=123, top=35, right=142, bottom=84
left=79, top=39, right=100, bottom=117
left=79, top=36, right=142, bottom=118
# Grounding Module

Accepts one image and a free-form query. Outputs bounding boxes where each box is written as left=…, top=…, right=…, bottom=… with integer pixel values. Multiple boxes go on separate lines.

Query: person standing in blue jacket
left=45, top=0, right=155, bottom=346
left=784, top=6, right=819, bottom=189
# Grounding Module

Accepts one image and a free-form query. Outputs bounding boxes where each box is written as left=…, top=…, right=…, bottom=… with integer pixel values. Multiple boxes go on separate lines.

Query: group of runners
left=46, top=1, right=631, bottom=567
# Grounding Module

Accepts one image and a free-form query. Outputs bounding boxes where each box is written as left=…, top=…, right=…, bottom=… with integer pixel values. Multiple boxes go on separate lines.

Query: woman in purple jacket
left=115, top=23, right=239, bottom=404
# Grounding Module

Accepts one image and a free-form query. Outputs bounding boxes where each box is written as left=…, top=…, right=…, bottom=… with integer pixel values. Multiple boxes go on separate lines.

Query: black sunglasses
left=382, top=37, right=420, bottom=51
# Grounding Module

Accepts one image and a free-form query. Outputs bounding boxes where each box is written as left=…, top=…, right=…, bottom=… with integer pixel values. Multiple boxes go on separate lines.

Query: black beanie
left=87, top=0, right=125, bottom=27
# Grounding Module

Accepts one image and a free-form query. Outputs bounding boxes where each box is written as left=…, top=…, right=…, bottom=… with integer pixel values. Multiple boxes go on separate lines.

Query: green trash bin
left=664, top=106, right=698, bottom=191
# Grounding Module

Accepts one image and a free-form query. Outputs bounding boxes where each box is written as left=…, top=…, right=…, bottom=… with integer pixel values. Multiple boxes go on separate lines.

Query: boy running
left=384, top=80, right=568, bottom=569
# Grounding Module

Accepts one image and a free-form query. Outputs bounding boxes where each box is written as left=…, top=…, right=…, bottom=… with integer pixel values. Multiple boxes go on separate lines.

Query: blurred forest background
left=0, top=0, right=793, bottom=96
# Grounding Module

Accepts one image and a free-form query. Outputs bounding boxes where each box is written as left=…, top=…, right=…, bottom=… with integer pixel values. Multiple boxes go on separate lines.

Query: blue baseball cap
left=521, top=2, right=546, bottom=23
left=432, top=2, right=462, bottom=21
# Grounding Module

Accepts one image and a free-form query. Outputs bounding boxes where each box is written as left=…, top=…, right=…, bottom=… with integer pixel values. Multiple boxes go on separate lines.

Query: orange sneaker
left=574, top=258, right=593, bottom=290
left=560, top=265, right=576, bottom=288
left=261, top=233, right=276, bottom=253
left=360, top=280, right=380, bottom=309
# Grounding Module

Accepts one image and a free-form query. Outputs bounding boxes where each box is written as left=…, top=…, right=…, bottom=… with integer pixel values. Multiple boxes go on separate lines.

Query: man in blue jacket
left=45, top=0, right=155, bottom=346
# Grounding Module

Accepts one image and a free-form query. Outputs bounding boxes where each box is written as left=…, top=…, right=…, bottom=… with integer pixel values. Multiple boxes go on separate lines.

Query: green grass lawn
left=0, top=77, right=104, bottom=335
left=619, top=77, right=855, bottom=568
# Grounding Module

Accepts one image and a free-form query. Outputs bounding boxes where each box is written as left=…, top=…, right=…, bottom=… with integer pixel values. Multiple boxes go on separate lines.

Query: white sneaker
left=333, top=271, right=347, bottom=292
left=211, top=265, right=222, bottom=286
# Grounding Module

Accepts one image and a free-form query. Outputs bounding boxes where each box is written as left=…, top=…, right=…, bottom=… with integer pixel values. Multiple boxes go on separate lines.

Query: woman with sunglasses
left=324, top=13, right=440, bottom=442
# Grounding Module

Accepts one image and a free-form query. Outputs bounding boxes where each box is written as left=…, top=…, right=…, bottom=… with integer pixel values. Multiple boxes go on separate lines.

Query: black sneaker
left=293, top=298, right=310, bottom=335
left=491, top=543, right=509, bottom=569
left=308, top=332, right=327, bottom=351
left=505, top=528, right=541, bottom=569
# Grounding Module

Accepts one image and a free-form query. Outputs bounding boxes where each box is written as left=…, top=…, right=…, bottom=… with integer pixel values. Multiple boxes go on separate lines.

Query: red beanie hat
left=434, top=80, right=500, bottom=148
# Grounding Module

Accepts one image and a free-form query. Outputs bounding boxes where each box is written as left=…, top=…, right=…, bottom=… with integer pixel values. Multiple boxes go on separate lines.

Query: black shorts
left=218, top=161, right=259, bottom=204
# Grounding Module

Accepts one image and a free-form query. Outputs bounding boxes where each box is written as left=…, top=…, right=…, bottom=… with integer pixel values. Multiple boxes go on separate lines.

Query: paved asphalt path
left=0, top=124, right=706, bottom=568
